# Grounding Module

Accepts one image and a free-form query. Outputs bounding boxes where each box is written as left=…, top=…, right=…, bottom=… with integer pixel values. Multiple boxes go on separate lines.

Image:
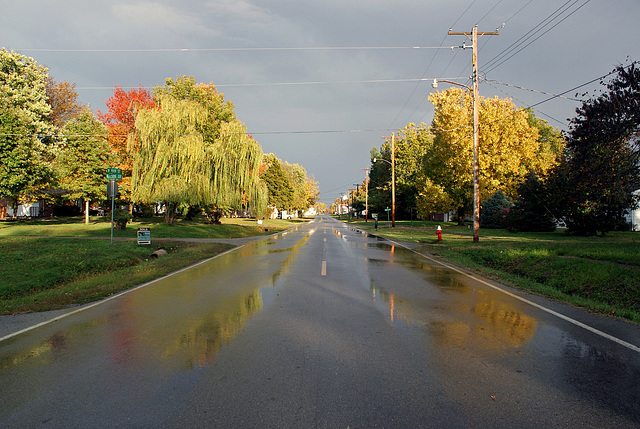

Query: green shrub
left=480, top=191, right=512, bottom=229
left=113, top=208, right=132, bottom=230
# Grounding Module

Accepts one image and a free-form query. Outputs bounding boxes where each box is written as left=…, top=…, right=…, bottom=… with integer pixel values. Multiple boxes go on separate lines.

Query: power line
left=484, top=0, right=580, bottom=70
left=458, top=0, right=535, bottom=81
left=484, top=78, right=580, bottom=101
left=0, top=128, right=393, bottom=139
left=17, top=46, right=451, bottom=53
left=75, top=77, right=469, bottom=91
left=482, top=79, right=567, bottom=126
left=484, top=0, right=592, bottom=73
left=388, top=0, right=478, bottom=129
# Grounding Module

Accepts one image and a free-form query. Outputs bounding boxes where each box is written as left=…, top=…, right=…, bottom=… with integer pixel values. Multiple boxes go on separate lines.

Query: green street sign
left=106, top=167, right=122, bottom=180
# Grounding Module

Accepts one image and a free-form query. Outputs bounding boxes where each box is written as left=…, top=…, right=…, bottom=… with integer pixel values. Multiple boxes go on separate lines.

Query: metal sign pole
left=111, top=188, right=115, bottom=245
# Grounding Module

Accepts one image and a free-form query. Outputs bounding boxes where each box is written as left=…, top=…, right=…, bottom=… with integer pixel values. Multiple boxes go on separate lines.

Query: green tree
left=284, top=161, right=319, bottom=212
left=368, top=123, right=432, bottom=219
left=261, top=155, right=294, bottom=211
left=0, top=49, right=54, bottom=214
left=505, top=171, right=557, bottom=232
left=479, top=190, right=512, bottom=229
left=57, top=109, right=115, bottom=224
left=554, top=61, right=640, bottom=235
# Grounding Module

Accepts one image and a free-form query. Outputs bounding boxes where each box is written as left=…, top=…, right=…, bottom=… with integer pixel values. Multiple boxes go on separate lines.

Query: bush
left=113, top=208, right=132, bottom=230
left=480, top=191, right=512, bottom=229
left=505, top=172, right=556, bottom=233
left=205, top=208, right=223, bottom=224
left=133, top=204, right=155, bottom=218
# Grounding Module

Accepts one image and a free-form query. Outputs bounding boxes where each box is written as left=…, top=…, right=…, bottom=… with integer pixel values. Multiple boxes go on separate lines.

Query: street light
left=373, top=132, right=395, bottom=228
left=431, top=77, right=480, bottom=242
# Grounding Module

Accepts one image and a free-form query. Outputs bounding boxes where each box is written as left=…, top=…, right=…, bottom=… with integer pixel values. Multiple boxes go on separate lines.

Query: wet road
left=1, top=215, right=639, bottom=428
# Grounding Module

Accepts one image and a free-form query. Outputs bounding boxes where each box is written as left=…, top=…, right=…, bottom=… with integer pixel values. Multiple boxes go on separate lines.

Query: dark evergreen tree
left=480, top=191, right=512, bottom=229
left=505, top=171, right=557, bottom=232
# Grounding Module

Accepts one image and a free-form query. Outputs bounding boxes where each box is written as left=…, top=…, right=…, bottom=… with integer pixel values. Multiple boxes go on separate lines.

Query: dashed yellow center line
left=321, top=260, right=327, bottom=276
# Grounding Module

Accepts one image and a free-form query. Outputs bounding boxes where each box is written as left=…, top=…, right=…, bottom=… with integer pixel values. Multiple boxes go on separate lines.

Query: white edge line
left=0, top=242, right=250, bottom=344
left=372, top=231, right=640, bottom=354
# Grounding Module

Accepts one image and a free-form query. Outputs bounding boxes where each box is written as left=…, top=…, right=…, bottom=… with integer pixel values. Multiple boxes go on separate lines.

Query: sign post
left=106, top=168, right=121, bottom=244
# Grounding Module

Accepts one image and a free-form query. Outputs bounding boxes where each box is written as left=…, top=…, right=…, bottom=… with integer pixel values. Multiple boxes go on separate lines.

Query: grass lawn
left=347, top=218, right=640, bottom=324
left=0, top=215, right=293, bottom=239
left=0, top=215, right=301, bottom=314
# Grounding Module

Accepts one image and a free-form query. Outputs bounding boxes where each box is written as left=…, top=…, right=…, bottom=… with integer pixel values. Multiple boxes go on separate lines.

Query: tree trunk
left=85, top=200, right=90, bottom=224
left=10, top=198, right=18, bottom=219
left=164, top=202, right=177, bottom=224
left=457, top=206, right=465, bottom=226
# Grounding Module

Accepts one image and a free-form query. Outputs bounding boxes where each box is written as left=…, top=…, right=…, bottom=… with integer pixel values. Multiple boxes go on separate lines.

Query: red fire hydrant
left=436, top=225, right=442, bottom=242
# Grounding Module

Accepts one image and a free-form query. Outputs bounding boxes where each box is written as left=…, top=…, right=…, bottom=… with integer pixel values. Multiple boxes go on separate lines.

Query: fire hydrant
left=436, top=225, right=442, bottom=242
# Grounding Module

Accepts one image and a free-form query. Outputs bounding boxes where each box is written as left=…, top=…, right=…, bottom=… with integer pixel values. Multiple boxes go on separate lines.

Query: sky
left=3, top=0, right=640, bottom=205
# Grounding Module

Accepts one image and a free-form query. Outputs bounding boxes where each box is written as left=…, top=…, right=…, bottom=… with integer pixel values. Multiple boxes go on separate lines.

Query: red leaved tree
left=97, top=86, right=155, bottom=204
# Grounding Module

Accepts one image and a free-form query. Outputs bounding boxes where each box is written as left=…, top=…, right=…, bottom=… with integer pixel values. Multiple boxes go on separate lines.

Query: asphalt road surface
left=1, top=215, right=639, bottom=428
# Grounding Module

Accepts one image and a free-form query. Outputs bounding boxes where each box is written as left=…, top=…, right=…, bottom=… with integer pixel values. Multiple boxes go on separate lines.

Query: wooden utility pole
left=381, top=133, right=396, bottom=227
left=361, top=168, right=371, bottom=222
left=448, top=25, right=498, bottom=242
left=391, top=133, right=395, bottom=227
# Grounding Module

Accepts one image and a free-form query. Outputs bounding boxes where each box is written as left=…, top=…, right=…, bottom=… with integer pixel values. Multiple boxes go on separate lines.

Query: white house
left=629, top=190, right=640, bottom=231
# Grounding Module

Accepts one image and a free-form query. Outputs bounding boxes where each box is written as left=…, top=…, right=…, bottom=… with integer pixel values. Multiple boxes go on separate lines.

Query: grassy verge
left=348, top=219, right=640, bottom=324
left=0, top=237, right=236, bottom=314
left=0, top=215, right=293, bottom=239
left=0, top=215, right=305, bottom=314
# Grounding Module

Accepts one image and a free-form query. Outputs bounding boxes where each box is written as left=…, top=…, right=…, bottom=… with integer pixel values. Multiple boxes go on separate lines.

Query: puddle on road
left=0, top=227, right=314, bottom=374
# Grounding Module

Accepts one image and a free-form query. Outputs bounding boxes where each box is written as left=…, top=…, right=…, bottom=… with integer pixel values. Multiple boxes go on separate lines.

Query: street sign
left=107, top=180, right=119, bottom=197
left=106, top=168, right=122, bottom=180
left=137, top=227, right=151, bottom=245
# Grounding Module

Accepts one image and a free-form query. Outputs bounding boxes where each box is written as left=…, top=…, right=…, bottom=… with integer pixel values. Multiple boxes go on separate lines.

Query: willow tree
left=131, top=95, right=266, bottom=223
left=419, top=88, right=563, bottom=222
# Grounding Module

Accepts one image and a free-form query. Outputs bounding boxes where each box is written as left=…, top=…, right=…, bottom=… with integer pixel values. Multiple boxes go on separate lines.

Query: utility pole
left=361, top=168, right=371, bottom=222
left=448, top=25, right=498, bottom=243
left=381, top=133, right=396, bottom=227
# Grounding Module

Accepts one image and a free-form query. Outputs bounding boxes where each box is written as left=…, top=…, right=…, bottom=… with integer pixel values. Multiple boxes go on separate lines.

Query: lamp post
left=431, top=77, right=479, bottom=242
left=373, top=132, right=395, bottom=227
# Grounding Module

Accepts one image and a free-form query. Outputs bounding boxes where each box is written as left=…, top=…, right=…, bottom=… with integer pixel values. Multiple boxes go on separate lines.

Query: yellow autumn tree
left=418, top=88, right=563, bottom=222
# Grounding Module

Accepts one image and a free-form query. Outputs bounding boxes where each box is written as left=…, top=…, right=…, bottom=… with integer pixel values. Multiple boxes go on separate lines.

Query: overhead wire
left=75, top=76, right=463, bottom=91
left=17, top=46, right=449, bottom=53
left=482, top=79, right=567, bottom=126
left=484, top=0, right=592, bottom=73
left=462, top=0, right=535, bottom=79
left=8, top=66, right=621, bottom=140
left=387, top=0, right=478, bottom=130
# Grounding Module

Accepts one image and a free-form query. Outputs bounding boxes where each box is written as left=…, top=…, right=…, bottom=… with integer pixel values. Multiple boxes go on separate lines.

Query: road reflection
left=0, top=227, right=314, bottom=375
left=360, top=234, right=640, bottom=423
left=370, top=282, right=537, bottom=351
